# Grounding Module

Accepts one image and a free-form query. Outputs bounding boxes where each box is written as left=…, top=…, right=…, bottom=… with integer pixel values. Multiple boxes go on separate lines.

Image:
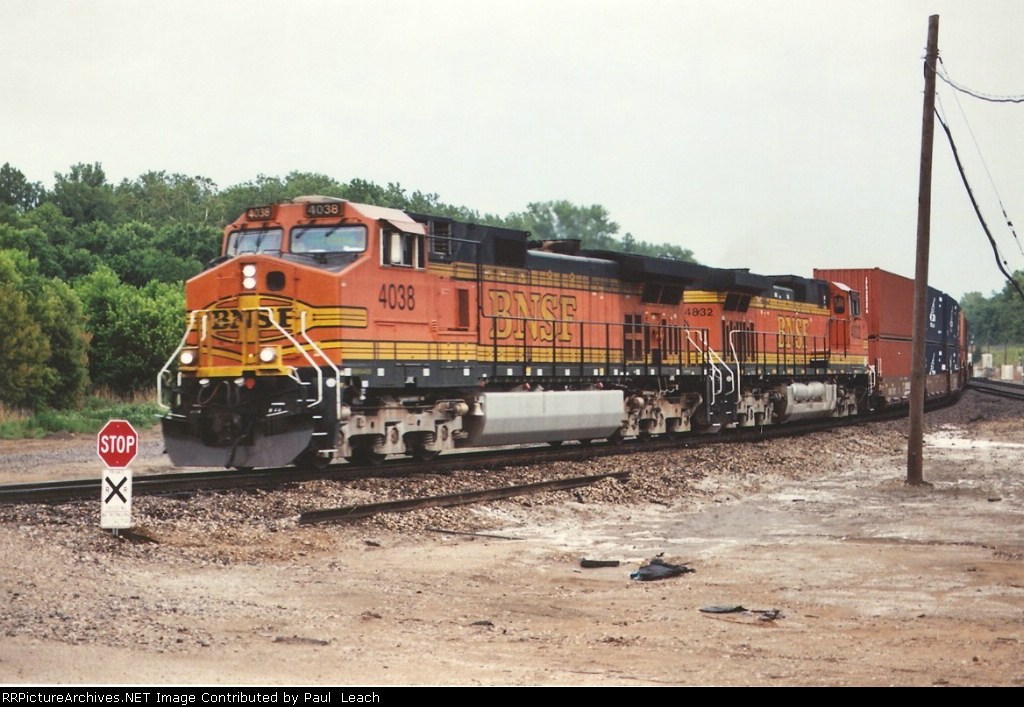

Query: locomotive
left=157, top=196, right=969, bottom=469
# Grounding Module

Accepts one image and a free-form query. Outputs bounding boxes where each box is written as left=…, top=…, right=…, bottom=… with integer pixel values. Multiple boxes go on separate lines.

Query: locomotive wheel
left=294, top=447, right=332, bottom=470
left=403, top=431, right=439, bottom=462
left=347, top=443, right=386, bottom=466
left=410, top=447, right=440, bottom=462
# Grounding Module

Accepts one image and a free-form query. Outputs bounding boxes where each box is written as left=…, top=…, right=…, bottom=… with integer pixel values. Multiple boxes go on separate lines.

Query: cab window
left=291, top=225, right=366, bottom=254
left=382, top=229, right=424, bottom=269
left=225, top=228, right=282, bottom=257
left=849, top=292, right=861, bottom=316
left=832, top=295, right=846, bottom=314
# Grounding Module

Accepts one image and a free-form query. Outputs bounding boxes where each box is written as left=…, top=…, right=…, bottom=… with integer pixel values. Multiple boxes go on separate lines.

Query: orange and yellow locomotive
left=157, top=196, right=963, bottom=469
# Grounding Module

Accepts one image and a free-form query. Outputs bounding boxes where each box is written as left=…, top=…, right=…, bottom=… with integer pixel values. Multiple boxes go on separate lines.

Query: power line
left=936, top=88, right=1024, bottom=259
left=934, top=108, right=1024, bottom=303
left=933, top=57, right=1024, bottom=103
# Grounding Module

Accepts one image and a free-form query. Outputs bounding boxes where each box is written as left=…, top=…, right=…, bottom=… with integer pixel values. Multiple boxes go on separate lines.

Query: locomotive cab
left=826, top=281, right=865, bottom=357
left=158, top=197, right=430, bottom=468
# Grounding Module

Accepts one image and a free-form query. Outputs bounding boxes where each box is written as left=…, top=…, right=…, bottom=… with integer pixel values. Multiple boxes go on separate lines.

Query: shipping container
left=945, top=341, right=962, bottom=374
left=925, top=340, right=947, bottom=374
left=926, top=286, right=964, bottom=345
left=870, top=336, right=912, bottom=379
left=947, top=298, right=962, bottom=344
left=866, top=337, right=958, bottom=404
left=869, top=337, right=912, bottom=403
left=813, top=268, right=915, bottom=339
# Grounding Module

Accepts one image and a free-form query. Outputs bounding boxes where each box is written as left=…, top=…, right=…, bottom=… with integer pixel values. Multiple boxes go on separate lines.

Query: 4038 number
left=379, top=284, right=415, bottom=310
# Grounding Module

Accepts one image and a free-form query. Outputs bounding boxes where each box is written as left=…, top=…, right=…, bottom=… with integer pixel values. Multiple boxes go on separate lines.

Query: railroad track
left=298, top=471, right=631, bottom=525
left=0, top=393, right=960, bottom=508
left=967, top=377, right=1024, bottom=400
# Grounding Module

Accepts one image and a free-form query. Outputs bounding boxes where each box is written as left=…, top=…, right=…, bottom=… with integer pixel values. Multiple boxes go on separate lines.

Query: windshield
left=225, top=228, right=283, bottom=256
left=291, top=225, right=367, bottom=254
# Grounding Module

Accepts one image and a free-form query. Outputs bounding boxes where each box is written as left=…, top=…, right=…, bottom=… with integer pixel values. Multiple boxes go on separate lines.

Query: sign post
left=98, top=419, right=138, bottom=534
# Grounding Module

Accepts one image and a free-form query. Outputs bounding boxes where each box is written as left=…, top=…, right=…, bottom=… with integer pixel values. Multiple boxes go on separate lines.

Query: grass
left=974, top=344, right=1024, bottom=377
left=974, top=344, right=1024, bottom=369
left=0, top=390, right=163, bottom=440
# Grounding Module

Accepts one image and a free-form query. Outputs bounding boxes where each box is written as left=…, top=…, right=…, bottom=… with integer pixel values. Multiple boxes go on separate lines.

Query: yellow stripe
left=429, top=262, right=635, bottom=295
left=752, top=299, right=828, bottom=315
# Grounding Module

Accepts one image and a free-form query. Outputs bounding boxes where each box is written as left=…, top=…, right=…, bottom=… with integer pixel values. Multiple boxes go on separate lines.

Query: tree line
left=961, top=275, right=1024, bottom=351
left=0, top=162, right=696, bottom=411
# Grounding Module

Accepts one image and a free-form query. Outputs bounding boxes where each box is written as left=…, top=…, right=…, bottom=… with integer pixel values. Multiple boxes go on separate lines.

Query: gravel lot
left=1, top=390, right=1022, bottom=686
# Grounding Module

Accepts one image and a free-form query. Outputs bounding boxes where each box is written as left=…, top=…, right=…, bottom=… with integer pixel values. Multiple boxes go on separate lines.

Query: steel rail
left=967, top=377, right=1024, bottom=400
left=297, top=471, right=631, bottom=525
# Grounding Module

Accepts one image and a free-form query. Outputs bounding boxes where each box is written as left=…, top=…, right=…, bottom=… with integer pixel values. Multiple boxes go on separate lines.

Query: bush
left=0, top=395, right=162, bottom=439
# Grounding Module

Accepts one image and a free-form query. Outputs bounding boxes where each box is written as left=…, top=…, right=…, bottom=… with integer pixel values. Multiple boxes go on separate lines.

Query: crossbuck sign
left=98, top=419, right=137, bottom=530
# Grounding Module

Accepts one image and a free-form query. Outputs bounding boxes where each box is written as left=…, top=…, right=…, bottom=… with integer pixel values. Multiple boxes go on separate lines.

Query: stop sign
left=97, top=419, right=139, bottom=468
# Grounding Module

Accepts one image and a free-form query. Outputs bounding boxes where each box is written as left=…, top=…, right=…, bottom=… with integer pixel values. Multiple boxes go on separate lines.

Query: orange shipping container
left=813, top=268, right=915, bottom=340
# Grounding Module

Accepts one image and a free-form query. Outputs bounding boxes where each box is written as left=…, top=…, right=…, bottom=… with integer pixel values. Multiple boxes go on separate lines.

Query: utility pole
left=908, top=14, right=939, bottom=485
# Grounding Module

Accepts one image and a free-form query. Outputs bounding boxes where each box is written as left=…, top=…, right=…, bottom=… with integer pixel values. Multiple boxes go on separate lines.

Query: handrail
left=157, top=305, right=335, bottom=413
left=728, top=329, right=744, bottom=404
left=708, top=343, right=735, bottom=399
left=156, top=310, right=200, bottom=410
left=686, top=329, right=724, bottom=405
left=256, top=306, right=324, bottom=409
left=294, top=309, right=342, bottom=417
left=480, top=310, right=717, bottom=369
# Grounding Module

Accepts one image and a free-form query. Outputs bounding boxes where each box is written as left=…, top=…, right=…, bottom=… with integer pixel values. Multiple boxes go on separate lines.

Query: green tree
left=113, top=171, right=219, bottom=225
left=24, top=274, right=91, bottom=408
left=52, top=162, right=116, bottom=225
left=216, top=175, right=288, bottom=225
left=338, top=178, right=402, bottom=208
left=0, top=163, right=44, bottom=212
left=281, top=171, right=345, bottom=201
left=76, top=267, right=184, bottom=394
left=0, top=251, right=55, bottom=409
left=503, top=201, right=621, bottom=250
left=24, top=202, right=75, bottom=248
left=102, top=221, right=153, bottom=287
left=619, top=233, right=696, bottom=262
left=961, top=271, right=1024, bottom=349
left=18, top=203, right=98, bottom=280
left=0, top=222, right=63, bottom=279
left=496, top=200, right=696, bottom=261
left=152, top=222, right=221, bottom=272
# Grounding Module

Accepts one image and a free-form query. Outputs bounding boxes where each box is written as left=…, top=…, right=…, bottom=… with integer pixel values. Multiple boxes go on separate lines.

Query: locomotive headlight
left=179, top=348, right=198, bottom=366
left=258, top=347, right=278, bottom=363
left=242, top=264, right=257, bottom=290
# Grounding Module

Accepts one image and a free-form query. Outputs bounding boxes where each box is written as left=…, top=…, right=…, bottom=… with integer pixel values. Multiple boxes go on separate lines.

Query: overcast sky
left=3, top=1, right=1023, bottom=300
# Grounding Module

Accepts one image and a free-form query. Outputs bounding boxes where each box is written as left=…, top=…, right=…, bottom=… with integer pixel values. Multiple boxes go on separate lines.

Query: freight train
left=157, top=196, right=969, bottom=469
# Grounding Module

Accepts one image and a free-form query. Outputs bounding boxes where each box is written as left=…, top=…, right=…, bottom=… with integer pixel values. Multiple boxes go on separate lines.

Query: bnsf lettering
left=489, top=290, right=577, bottom=342
left=778, top=315, right=810, bottom=348
left=210, top=307, right=294, bottom=331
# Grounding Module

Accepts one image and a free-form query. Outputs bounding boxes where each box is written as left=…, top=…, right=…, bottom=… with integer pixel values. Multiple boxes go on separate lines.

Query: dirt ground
left=0, top=390, right=1022, bottom=687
